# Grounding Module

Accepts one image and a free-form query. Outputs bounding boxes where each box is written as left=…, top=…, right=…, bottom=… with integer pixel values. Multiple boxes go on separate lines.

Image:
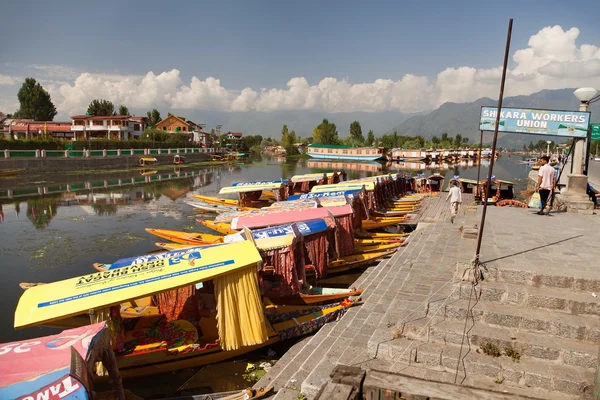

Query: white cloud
left=0, top=74, right=22, bottom=86
left=9, top=25, right=600, bottom=117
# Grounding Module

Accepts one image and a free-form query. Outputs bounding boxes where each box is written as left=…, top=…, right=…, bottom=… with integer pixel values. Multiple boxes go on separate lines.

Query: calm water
left=0, top=154, right=532, bottom=343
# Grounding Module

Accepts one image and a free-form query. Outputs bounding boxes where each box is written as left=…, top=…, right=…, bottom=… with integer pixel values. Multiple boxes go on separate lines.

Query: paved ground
left=256, top=195, right=600, bottom=399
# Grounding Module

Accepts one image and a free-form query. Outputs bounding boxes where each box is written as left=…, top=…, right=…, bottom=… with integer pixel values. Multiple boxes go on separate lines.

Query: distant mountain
left=388, top=88, right=600, bottom=149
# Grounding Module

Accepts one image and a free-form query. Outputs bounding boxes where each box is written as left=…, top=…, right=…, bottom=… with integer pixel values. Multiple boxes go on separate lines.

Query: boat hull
left=145, top=228, right=223, bottom=245
left=307, top=153, right=385, bottom=161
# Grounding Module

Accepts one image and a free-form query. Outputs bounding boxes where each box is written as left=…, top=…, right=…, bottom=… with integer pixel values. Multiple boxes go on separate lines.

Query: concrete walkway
left=256, top=195, right=599, bottom=399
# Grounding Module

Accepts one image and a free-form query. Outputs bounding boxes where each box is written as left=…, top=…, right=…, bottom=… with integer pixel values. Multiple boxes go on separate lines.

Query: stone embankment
left=0, top=152, right=212, bottom=172
left=257, top=195, right=599, bottom=399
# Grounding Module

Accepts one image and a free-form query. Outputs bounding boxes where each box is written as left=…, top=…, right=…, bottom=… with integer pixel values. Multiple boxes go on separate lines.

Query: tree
left=281, top=124, right=298, bottom=155
left=87, top=99, right=115, bottom=116
left=312, top=119, right=340, bottom=144
left=441, top=132, right=449, bottom=142
left=431, top=135, right=440, bottom=145
left=118, top=105, right=129, bottom=116
left=349, top=121, right=364, bottom=144
left=454, top=133, right=463, bottom=147
left=366, top=130, right=375, bottom=146
left=13, top=78, right=57, bottom=121
left=146, top=109, right=161, bottom=128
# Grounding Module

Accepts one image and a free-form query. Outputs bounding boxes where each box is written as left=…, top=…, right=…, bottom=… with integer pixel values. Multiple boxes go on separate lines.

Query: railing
left=0, top=147, right=218, bottom=159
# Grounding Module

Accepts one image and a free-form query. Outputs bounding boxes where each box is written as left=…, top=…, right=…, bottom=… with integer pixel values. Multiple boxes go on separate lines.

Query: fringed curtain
left=304, top=231, right=330, bottom=279
left=214, top=265, right=268, bottom=351
left=335, top=215, right=355, bottom=257
left=155, top=286, right=199, bottom=323
left=261, top=245, right=301, bottom=296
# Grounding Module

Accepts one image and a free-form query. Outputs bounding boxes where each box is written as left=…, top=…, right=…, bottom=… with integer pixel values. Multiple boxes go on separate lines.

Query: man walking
left=447, top=181, right=462, bottom=223
left=535, top=156, right=556, bottom=215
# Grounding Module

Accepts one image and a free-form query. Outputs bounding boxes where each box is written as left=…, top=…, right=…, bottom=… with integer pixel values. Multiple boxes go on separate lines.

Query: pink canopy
left=231, top=204, right=353, bottom=230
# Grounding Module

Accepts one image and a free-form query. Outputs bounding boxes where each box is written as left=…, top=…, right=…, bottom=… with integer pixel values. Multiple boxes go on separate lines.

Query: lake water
left=0, top=154, right=534, bottom=397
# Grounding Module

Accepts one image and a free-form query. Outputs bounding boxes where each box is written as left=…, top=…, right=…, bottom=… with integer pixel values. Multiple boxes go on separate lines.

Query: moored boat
left=306, top=144, right=386, bottom=161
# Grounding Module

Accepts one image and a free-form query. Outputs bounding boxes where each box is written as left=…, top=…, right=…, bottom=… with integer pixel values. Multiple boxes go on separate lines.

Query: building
left=226, top=132, right=243, bottom=140
left=70, top=115, right=148, bottom=140
left=3, top=119, right=73, bottom=139
left=155, top=115, right=211, bottom=146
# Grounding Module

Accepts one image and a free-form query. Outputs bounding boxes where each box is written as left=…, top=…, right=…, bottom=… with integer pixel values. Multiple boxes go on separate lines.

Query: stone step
left=398, top=317, right=598, bottom=369
left=433, top=298, right=600, bottom=343
left=454, top=281, right=600, bottom=316
left=486, top=266, right=600, bottom=293
left=373, top=336, right=595, bottom=397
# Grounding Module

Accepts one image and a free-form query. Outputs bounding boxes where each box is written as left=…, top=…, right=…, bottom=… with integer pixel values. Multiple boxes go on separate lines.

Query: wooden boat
left=138, top=157, right=158, bottom=166
left=145, top=228, right=224, bottom=245
left=0, top=168, right=24, bottom=176
left=371, top=210, right=413, bottom=217
left=0, top=322, right=129, bottom=400
left=355, top=231, right=410, bottom=239
left=230, top=204, right=354, bottom=230
left=186, top=201, right=240, bottom=213
left=311, top=181, right=375, bottom=193
left=173, top=154, right=186, bottom=165
left=193, top=194, right=240, bottom=207
left=354, top=242, right=403, bottom=254
left=198, top=219, right=239, bottom=235
left=322, top=250, right=395, bottom=275
left=362, top=217, right=407, bottom=230
left=354, top=237, right=405, bottom=245
left=15, top=241, right=358, bottom=379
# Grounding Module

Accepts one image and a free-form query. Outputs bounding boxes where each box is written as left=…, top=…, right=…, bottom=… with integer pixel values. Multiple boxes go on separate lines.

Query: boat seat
left=122, top=319, right=199, bottom=354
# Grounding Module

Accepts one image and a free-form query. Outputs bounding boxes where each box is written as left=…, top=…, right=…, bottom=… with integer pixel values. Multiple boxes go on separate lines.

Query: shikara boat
left=15, top=241, right=358, bottom=379
left=145, top=228, right=224, bottom=245
left=355, top=231, right=410, bottom=240
left=0, top=322, right=131, bottom=400
left=185, top=200, right=247, bottom=213
left=198, top=219, right=239, bottom=235
left=362, top=217, right=408, bottom=230
left=0, top=168, right=24, bottom=176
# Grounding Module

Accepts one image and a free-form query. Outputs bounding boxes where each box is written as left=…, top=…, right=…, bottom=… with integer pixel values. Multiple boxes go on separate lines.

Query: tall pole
left=474, top=18, right=513, bottom=265
left=475, top=129, right=484, bottom=199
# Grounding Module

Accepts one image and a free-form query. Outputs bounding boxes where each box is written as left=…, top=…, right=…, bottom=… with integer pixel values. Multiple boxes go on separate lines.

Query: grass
left=479, top=342, right=502, bottom=357
left=504, top=345, right=521, bottom=363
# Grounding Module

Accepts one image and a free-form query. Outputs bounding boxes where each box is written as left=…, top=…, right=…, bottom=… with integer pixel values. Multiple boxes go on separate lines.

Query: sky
left=2, top=0, right=600, bottom=120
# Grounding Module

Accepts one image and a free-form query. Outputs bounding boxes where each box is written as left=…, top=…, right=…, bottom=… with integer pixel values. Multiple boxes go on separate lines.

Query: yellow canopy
left=311, top=182, right=375, bottom=193
left=219, top=182, right=283, bottom=195
left=139, top=157, right=157, bottom=162
left=291, top=172, right=338, bottom=183
left=14, top=241, right=262, bottom=329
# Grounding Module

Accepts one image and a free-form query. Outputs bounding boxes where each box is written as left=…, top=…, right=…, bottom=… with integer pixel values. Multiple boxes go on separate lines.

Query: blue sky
left=2, top=0, right=600, bottom=118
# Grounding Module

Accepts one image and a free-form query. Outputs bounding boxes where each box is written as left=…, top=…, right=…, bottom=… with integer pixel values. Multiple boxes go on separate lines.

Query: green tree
left=454, top=133, right=463, bottom=147
left=349, top=121, right=364, bottom=144
left=87, top=99, right=115, bottom=116
left=281, top=124, right=298, bottom=155
left=441, top=132, right=449, bottom=142
left=13, top=78, right=57, bottom=121
left=118, top=105, right=129, bottom=116
left=146, top=109, right=161, bottom=128
left=366, top=130, right=375, bottom=146
left=431, top=135, right=440, bottom=145
left=312, top=119, right=340, bottom=145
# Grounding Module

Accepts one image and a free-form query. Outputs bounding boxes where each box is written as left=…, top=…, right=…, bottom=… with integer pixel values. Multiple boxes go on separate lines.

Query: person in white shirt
left=535, top=156, right=556, bottom=215
left=446, top=182, right=462, bottom=223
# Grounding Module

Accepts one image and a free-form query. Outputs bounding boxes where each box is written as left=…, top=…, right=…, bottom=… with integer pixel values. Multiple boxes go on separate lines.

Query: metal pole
left=584, top=124, right=591, bottom=175
left=475, top=129, right=484, bottom=199
left=474, top=18, right=513, bottom=264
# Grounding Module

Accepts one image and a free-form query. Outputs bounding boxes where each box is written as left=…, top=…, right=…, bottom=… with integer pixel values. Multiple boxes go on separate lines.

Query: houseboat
left=307, top=144, right=386, bottom=161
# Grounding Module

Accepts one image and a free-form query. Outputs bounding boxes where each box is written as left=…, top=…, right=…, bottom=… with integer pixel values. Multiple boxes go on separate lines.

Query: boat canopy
left=0, top=322, right=112, bottom=400
left=231, top=204, right=353, bottom=230
left=311, top=182, right=375, bottom=193
left=14, top=241, right=262, bottom=329
left=139, top=157, right=157, bottom=162
left=288, top=189, right=361, bottom=201
left=231, top=179, right=286, bottom=187
left=458, top=178, right=479, bottom=185
left=350, top=173, right=399, bottom=182
left=219, top=182, right=283, bottom=195
left=290, top=172, right=339, bottom=183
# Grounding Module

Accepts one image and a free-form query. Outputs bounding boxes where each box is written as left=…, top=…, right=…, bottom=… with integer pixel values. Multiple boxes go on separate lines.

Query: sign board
left=592, top=123, right=600, bottom=140
left=479, top=107, right=591, bottom=138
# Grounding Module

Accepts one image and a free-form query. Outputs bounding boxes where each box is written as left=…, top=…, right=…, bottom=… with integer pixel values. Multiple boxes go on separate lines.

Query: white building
left=70, top=115, right=148, bottom=140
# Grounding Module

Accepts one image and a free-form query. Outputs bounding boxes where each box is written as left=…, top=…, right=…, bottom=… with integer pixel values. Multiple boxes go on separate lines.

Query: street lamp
left=546, top=140, right=552, bottom=157
left=564, top=87, right=599, bottom=213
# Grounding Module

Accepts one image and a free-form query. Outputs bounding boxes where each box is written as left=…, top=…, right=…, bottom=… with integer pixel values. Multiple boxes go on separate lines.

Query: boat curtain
left=328, top=172, right=340, bottom=184
left=155, top=286, right=199, bottom=323
left=335, top=215, right=355, bottom=257
left=240, top=190, right=262, bottom=207
left=304, top=230, right=331, bottom=279
left=261, top=243, right=303, bottom=296
left=213, top=265, right=269, bottom=351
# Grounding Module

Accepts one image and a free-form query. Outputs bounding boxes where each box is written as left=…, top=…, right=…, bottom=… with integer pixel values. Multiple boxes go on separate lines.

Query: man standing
left=535, top=156, right=556, bottom=215
left=446, top=181, right=462, bottom=223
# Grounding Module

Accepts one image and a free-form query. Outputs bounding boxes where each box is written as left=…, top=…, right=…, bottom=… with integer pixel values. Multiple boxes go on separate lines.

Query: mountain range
left=387, top=88, right=600, bottom=149
left=156, top=88, right=599, bottom=148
